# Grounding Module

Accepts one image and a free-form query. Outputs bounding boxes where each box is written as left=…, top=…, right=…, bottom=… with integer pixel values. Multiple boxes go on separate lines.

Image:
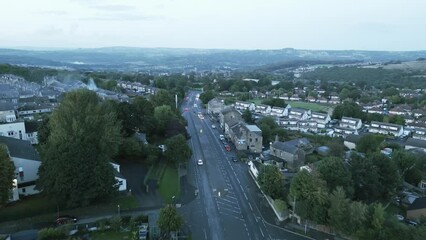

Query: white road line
left=260, top=227, right=265, bottom=238
left=248, top=202, right=253, bottom=211
left=236, top=178, right=241, bottom=184
left=243, top=192, right=248, bottom=200
left=240, top=185, right=244, bottom=192
left=254, top=216, right=259, bottom=223
left=204, top=229, right=208, bottom=240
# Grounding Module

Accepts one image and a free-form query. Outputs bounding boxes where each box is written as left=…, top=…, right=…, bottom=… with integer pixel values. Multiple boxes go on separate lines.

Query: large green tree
left=154, top=105, right=177, bottom=135
left=356, top=134, right=384, bottom=154
left=165, top=134, right=192, bottom=165
left=0, top=145, right=15, bottom=205
left=257, top=165, right=285, bottom=199
left=318, top=157, right=354, bottom=197
left=37, top=89, right=122, bottom=207
left=158, top=205, right=183, bottom=239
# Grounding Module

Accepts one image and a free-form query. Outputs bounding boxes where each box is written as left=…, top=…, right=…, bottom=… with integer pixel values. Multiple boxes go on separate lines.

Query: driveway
left=120, top=162, right=164, bottom=209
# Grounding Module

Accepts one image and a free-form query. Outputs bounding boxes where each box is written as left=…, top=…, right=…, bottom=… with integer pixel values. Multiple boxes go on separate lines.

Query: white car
left=158, top=145, right=167, bottom=152
left=212, top=124, right=216, bottom=129
left=197, top=159, right=203, bottom=166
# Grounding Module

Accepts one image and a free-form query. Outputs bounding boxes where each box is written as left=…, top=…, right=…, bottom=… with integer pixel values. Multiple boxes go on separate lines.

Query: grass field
left=0, top=194, right=139, bottom=224
left=287, top=101, right=331, bottom=112
left=158, top=165, right=180, bottom=203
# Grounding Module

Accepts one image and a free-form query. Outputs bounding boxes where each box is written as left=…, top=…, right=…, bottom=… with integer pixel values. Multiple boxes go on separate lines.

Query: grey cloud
left=79, top=13, right=163, bottom=22
left=34, top=10, right=69, bottom=15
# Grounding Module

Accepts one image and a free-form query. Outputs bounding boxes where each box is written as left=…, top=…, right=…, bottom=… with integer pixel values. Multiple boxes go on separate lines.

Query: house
left=288, top=108, right=310, bottom=120
left=407, top=197, right=426, bottom=220
left=344, top=134, right=362, bottom=150
left=329, top=94, right=341, bottom=104
left=269, top=107, right=287, bottom=118
left=307, top=96, right=316, bottom=103
left=219, top=108, right=244, bottom=137
left=255, top=104, right=271, bottom=115
left=405, top=138, right=426, bottom=152
left=234, top=101, right=255, bottom=112
left=413, top=128, right=426, bottom=141
left=333, top=126, right=359, bottom=138
left=17, top=103, right=54, bottom=118
left=340, top=117, right=362, bottom=130
left=277, top=117, right=299, bottom=131
left=229, top=123, right=262, bottom=153
left=369, top=121, right=404, bottom=137
left=310, top=112, right=331, bottom=128
left=0, top=102, right=17, bottom=123
left=0, top=121, right=27, bottom=140
left=389, top=105, right=412, bottom=116
left=270, top=138, right=312, bottom=170
left=207, top=98, right=226, bottom=116
left=317, top=97, right=328, bottom=104
left=0, top=136, right=41, bottom=202
left=110, top=162, right=127, bottom=191
left=289, top=94, right=301, bottom=101
left=367, top=106, right=384, bottom=115
left=298, top=120, right=318, bottom=133
left=24, top=121, right=39, bottom=144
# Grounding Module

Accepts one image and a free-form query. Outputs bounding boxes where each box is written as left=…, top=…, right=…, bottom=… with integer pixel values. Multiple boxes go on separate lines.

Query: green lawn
left=287, top=101, right=330, bottom=112
left=158, top=165, right=180, bottom=203
left=0, top=194, right=139, bottom=224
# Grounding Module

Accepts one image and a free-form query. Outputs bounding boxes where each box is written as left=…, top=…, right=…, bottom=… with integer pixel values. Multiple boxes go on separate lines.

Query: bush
left=121, top=215, right=132, bottom=226
left=96, top=218, right=110, bottom=231
left=37, top=227, right=67, bottom=240
left=134, top=214, right=148, bottom=224
left=110, top=216, right=122, bottom=232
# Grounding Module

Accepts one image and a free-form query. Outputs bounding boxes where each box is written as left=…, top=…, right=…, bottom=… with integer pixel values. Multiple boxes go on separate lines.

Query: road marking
left=243, top=192, right=248, bottom=200
left=240, top=185, right=244, bottom=192
left=204, top=229, right=207, bottom=240
left=260, top=227, right=265, bottom=238
left=237, top=178, right=241, bottom=184
left=248, top=202, right=253, bottom=211
left=254, top=216, right=259, bottom=223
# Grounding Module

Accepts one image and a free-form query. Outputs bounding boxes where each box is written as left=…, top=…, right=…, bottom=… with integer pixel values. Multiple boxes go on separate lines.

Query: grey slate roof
left=271, top=141, right=298, bottom=154
left=345, top=134, right=362, bottom=143
left=0, top=102, right=16, bottom=111
left=24, top=121, right=39, bottom=133
left=0, top=136, right=40, bottom=161
left=406, top=138, right=426, bottom=149
left=407, top=196, right=426, bottom=210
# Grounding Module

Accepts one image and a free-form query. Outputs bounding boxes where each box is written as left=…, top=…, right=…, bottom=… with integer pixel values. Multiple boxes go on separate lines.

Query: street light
left=117, top=204, right=120, bottom=217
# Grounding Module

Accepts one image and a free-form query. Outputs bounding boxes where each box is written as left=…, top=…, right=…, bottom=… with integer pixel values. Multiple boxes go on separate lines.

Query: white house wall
left=0, top=122, right=26, bottom=140
left=12, top=157, right=41, bottom=187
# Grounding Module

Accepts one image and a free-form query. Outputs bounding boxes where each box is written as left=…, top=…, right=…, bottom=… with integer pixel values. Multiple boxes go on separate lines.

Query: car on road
left=225, top=144, right=231, bottom=151
left=56, top=215, right=78, bottom=225
left=212, top=124, right=216, bottom=129
left=197, top=159, right=204, bottom=166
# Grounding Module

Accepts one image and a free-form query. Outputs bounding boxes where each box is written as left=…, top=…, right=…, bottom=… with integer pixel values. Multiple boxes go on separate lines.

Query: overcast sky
left=1, top=0, right=425, bottom=51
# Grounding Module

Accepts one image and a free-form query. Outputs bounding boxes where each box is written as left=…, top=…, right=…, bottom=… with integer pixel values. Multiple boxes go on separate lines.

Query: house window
left=119, top=181, right=123, bottom=186
left=250, top=138, right=252, bottom=142
left=8, top=131, right=14, bottom=136
left=255, top=138, right=258, bottom=142
left=22, top=188, right=26, bottom=193
left=421, top=182, right=426, bottom=189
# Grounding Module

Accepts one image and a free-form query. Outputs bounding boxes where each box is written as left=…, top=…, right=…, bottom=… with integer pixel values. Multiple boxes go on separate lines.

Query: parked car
left=219, top=134, right=225, bottom=141
left=405, top=219, right=418, bottom=226
left=212, top=124, right=216, bottom=129
left=139, top=223, right=148, bottom=240
left=396, top=214, right=404, bottom=221
left=56, top=215, right=78, bottom=225
left=231, top=157, right=238, bottom=162
left=225, top=144, right=231, bottom=151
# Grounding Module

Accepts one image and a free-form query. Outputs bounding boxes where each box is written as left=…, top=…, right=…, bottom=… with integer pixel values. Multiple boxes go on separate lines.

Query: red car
left=225, top=145, right=231, bottom=151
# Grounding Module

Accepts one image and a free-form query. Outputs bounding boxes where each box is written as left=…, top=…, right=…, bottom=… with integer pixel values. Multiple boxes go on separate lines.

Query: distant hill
left=0, top=47, right=425, bottom=72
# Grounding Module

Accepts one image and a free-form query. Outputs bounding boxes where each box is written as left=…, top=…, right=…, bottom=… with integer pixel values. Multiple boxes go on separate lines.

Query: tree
left=165, top=134, right=192, bottom=165
left=289, top=170, right=329, bottom=224
left=158, top=205, right=183, bottom=239
left=154, top=105, right=177, bottom=135
left=257, top=165, right=285, bottom=199
left=371, top=153, right=401, bottom=199
left=0, top=145, right=14, bottom=205
left=350, top=153, right=380, bottom=202
left=328, top=187, right=351, bottom=234
left=150, top=89, right=174, bottom=108
left=318, top=157, right=354, bottom=197
left=332, top=101, right=365, bottom=120
left=356, top=134, right=384, bottom=154
left=37, top=89, right=122, bottom=207
left=242, top=109, right=254, bottom=124
left=199, top=90, right=215, bottom=104
left=37, top=115, right=50, bottom=145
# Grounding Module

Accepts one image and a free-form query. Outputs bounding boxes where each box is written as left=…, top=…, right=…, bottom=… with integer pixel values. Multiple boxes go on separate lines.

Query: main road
left=179, top=91, right=312, bottom=240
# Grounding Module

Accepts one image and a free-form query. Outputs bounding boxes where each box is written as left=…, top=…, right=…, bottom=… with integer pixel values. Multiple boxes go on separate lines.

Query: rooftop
left=0, top=136, right=40, bottom=161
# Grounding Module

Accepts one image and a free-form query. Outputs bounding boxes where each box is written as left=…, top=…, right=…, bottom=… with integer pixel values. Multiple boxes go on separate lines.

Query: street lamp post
left=117, top=204, right=120, bottom=217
